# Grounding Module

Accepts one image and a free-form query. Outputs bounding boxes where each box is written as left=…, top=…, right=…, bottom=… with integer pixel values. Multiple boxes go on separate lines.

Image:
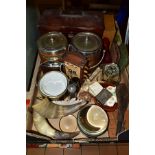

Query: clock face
left=65, top=61, right=81, bottom=79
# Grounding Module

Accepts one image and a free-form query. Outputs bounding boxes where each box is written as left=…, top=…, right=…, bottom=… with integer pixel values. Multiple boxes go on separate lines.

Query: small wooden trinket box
left=62, top=51, right=88, bottom=82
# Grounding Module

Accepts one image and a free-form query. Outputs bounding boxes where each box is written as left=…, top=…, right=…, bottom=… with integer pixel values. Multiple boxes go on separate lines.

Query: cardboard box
left=103, top=14, right=116, bottom=47
left=26, top=54, right=129, bottom=144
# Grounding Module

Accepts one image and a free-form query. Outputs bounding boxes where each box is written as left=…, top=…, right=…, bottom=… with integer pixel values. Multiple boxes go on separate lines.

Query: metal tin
left=38, top=71, right=68, bottom=99
left=40, top=61, right=64, bottom=73
left=71, top=32, right=103, bottom=68
left=77, top=105, right=108, bottom=137
left=37, top=32, right=68, bottom=62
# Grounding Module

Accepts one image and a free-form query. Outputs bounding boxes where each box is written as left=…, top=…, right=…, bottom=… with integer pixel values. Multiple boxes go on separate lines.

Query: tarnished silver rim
left=72, top=32, right=102, bottom=53
left=77, top=105, right=108, bottom=137
left=38, top=71, right=68, bottom=99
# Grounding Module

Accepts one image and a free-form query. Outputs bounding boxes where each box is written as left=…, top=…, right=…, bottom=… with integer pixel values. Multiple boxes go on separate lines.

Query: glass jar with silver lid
left=37, top=32, right=68, bottom=62
left=71, top=32, right=104, bottom=70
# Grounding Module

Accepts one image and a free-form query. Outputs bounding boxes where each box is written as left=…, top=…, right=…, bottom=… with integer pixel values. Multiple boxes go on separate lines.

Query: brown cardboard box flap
left=103, top=14, right=116, bottom=31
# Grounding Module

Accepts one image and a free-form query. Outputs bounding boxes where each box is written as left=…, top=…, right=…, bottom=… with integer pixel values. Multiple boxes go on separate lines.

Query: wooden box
left=26, top=54, right=129, bottom=144
left=38, top=10, right=104, bottom=39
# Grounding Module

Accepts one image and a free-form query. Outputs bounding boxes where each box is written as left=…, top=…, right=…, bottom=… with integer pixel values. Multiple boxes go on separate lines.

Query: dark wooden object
left=116, top=83, right=129, bottom=135
left=62, top=51, right=88, bottom=82
left=38, top=10, right=104, bottom=39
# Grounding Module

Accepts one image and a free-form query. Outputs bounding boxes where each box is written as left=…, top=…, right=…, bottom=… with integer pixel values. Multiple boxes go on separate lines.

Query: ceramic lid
left=37, top=32, right=68, bottom=53
left=72, top=32, right=102, bottom=53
